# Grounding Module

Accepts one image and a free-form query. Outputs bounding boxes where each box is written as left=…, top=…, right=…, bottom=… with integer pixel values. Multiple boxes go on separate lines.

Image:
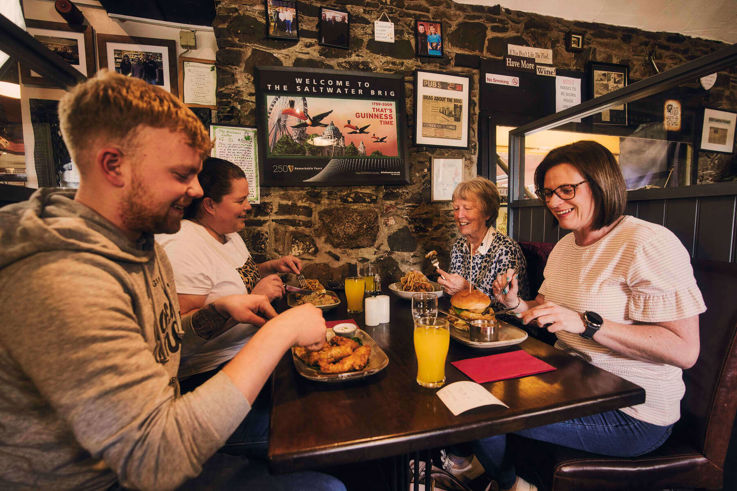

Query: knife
left=285, top=285, right=314, bottom=295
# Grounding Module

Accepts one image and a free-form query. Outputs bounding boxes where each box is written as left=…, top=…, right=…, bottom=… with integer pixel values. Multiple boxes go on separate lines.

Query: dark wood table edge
left=267, top=384, right=644, bottom=473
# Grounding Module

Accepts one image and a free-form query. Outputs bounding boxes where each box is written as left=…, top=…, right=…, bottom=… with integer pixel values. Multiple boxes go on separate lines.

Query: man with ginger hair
left=0, top=71, right=344, bottom=490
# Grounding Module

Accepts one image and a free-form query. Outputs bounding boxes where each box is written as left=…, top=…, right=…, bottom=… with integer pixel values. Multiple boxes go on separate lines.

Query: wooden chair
left=509, top=259, right=737, bottom=490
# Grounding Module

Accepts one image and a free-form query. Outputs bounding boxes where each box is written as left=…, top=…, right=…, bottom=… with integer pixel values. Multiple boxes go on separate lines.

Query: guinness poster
left=255, top=66, right=409, bottom=186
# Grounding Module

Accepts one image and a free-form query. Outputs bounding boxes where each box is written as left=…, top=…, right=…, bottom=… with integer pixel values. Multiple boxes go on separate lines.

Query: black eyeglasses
left=535, top=180, right=587, bottom=201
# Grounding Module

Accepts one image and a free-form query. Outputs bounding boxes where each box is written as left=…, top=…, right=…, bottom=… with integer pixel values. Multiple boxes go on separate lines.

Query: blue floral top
left=449, top=228, right=530, bottom=309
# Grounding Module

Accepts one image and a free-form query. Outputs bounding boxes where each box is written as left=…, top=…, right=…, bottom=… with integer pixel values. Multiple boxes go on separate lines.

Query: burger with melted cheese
left=450, top=289, right=495, bottom=329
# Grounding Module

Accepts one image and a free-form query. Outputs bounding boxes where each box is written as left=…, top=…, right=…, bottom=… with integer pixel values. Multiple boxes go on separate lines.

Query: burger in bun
left=450, top=289, right=495, bottom=330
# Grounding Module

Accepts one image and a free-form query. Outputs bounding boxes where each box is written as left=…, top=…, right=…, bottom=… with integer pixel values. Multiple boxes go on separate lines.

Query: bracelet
left=509, top=296, right=521, bottom=311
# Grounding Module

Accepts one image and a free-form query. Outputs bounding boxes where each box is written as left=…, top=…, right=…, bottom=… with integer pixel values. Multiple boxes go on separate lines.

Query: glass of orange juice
left=413, top=316, right=450, bottom=388
left=344, top=276, right=365, bottom=313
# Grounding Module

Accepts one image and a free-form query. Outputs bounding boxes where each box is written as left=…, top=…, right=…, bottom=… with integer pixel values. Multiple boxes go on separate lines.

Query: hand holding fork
left=493, top=269, right=521, bottom=315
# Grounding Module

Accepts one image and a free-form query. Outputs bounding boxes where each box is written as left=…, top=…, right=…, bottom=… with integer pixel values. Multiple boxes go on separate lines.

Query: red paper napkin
left=325, top=319, right=358, bottom=329
left=451, top=350, right=556, bottom=384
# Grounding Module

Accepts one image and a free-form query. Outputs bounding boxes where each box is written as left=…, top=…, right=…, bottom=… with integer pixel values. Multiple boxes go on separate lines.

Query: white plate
left=449, top=319, right=528, bottom=348
left=388, top=282, right=444, bottom=300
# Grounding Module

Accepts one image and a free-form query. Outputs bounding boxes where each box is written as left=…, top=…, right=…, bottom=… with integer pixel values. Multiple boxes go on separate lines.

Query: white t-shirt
left=157, top=220, right=258, bottom=379
left=539, top=216, right=706, bottom=426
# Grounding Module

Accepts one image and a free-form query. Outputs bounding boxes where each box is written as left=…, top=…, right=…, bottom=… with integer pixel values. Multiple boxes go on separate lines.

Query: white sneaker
left=501, top=476, right=536, bottom=491
left=439, top=449, right=485, bottom=481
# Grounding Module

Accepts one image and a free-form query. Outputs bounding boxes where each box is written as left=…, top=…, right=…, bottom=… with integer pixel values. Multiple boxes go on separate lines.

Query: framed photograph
left=700, top=108, right=736, bottom=153
left=210, top=125, right=260, bottom=203
left=254, top=66, right=409, bottom=186
left=319, top=7, right=350, bottom=49
left=178, top=57, right=216, bottom=108
left=431, top=157, right=464, bottom=201
left=565, top=31, right=584, bottom=52
left=587, top=61, right=628, bottom=125
left=97, top=34, right=177, bottom=96
left=20, top=20, right=95, bottom=86
left=415, top=20, right=443, bottom=58
left=265, top=0, right=299, bottom=40
left=414, top=70, right=471, bottom=148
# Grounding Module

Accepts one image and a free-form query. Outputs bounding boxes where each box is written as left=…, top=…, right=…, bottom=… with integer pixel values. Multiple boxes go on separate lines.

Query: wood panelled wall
left=512, top=183, right=737, bottom=263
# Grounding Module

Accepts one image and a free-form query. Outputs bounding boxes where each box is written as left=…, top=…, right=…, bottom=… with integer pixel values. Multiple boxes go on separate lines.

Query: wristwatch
left=580, top=311, right=603, bottom=339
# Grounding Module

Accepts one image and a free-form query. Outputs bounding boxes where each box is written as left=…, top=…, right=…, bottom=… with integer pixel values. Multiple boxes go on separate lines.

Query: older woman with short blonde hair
left=437, top=176, right=529, bottom=307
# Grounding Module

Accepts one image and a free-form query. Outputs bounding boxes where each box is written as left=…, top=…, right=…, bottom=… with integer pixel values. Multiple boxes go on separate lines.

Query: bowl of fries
left=388, top=270, right=443, bottom=300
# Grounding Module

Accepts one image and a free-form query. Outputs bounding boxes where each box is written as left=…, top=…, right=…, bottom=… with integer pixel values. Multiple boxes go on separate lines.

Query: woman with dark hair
left=437, top=176, right=529, bottom=307
left=464, top=141, right=706, bottom=491
left=159, top=157, right=302, bottom=391
left=157, top=158, right=303, bottom=459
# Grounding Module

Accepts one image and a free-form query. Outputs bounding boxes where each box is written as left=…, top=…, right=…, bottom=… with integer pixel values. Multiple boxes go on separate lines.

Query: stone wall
left=213, top=0, right=727, bottom=285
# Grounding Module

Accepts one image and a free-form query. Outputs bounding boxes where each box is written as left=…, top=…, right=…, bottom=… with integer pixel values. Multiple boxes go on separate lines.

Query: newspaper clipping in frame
left=415, top=71, right=470, bottom=148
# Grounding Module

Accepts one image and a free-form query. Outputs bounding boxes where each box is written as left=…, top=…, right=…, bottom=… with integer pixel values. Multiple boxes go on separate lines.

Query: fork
left=297, top=273, right=308, bottom=289
left=425, top=250, right=440, bottom=270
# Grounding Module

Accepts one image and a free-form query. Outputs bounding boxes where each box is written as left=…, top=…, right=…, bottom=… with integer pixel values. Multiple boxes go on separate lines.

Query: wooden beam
left=0, top=13, right=86, bottom=89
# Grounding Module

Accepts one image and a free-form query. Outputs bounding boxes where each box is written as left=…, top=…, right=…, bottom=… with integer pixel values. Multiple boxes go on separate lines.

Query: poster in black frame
left=587, top=61, right=628, bottom=125
left=319, top=7, right=350, bottom=49
left=265, top=0, right=299, bottom=40
left=414, top=69, right=471, bottom=149
left=254, top=66, right=409, bottom=186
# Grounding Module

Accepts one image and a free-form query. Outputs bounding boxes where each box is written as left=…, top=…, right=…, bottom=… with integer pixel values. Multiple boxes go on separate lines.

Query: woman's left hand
left=520, top=300, right=586, bottom=335
left=269, top=255, right=302, bottom=275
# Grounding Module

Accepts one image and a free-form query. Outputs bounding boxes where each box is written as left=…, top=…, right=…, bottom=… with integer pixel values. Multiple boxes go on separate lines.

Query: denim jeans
left=473, top=410, right=673, bottom=489
left=178, top=453, right=346, bottom=491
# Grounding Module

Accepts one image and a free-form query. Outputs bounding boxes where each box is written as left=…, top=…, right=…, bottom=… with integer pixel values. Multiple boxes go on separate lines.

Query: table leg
left=424, top=450, right=432, bottom=490
left=413, top=454, right=420, bottom=491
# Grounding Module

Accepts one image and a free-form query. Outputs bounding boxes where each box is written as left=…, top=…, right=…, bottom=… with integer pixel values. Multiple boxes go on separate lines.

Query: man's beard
left=120, top=176, right=183, bottom=236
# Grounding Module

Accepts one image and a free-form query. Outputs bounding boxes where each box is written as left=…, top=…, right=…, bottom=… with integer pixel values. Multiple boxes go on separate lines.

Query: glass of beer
left=413, top=316, right=450, bottom=388
left=345, top=276, right=365, bottom=313
left=360, top=262, right=377, bottom=295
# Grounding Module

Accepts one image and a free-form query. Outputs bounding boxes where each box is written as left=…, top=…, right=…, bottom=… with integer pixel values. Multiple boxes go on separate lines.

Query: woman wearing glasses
left=468, top=141, right=705, bottom=491
left=436, top=177, right=529, bottom=309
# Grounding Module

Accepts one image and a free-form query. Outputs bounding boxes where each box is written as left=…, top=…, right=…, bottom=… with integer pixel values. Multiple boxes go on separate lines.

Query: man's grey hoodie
left=0, top=189, right=250, bottom=490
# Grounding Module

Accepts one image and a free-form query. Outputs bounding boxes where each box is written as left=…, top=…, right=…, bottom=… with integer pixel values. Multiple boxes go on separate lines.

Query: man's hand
left=212, top=294, right=277, bottom=327
left=270, top=304, right=327, bottom=351
left=251, top=274, right=285, bottom=301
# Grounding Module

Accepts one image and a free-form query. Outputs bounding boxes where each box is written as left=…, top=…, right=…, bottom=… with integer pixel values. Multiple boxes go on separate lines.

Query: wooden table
left=269, top=292, right=645, bottom=485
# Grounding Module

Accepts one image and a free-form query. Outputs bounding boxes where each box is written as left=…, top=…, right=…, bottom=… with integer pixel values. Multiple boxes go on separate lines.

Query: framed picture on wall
left=265, top=0, right=299, bottom=40
left=565, top=31, right=584, bottom=52
left=97, top=34, right=178, bottom=96
left=254, top=66, right=409, bottom=186
left=587, top=61, right=628, bottom=125
left=414, top=70, right=471, bottom=148
left=319, top=7, right=350, bottom=49
left=20, top=20, right=95, bottom=86
left=431, top=157, right=463, bottom=201
left=700, top=107, right=736, bottom=153
left=178, top=57, right=216, bottom=108
left=415, top=20, right=443, bottom=57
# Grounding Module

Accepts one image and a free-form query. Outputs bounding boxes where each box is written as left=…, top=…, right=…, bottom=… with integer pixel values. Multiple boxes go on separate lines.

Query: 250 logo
left=272, top=165, right=295, bottom=173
